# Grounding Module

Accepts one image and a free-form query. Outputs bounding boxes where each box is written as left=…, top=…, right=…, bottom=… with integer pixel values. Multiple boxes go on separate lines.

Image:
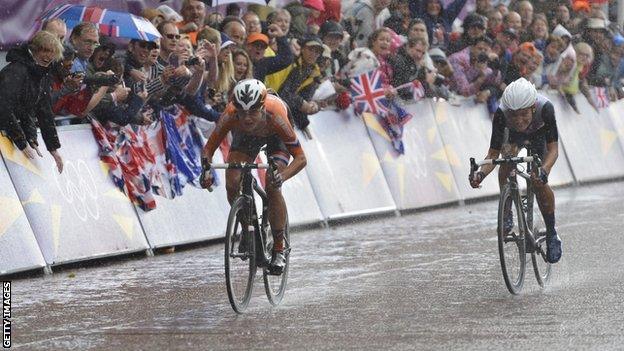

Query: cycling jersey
left=204, top=94, right=304, bottom=162
left=490, top=94, right=559, bottom=155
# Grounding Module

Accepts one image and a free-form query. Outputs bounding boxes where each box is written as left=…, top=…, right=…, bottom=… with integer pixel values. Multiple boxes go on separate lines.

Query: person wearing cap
left=470, top=77, right=563, bottom=264
left=448, top=13, right=487, bottom=54
left=246, top=24, right=294, bottom=83
left=448, top=36, right=501, bottom=103
left=429, top=47, right=454, bottom=81
left=544, top=25, right=577, bottom=90
left=310, top=0, right=341, bottom=27
left=319, top=20, right=348, bottom=75
left=207, top=32, right=237, bottom=111
left=275, top=35, right=324, bottom=130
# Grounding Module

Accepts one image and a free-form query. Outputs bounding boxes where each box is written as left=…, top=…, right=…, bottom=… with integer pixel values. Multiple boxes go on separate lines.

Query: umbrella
left=39, top=4, right=160, bottom=41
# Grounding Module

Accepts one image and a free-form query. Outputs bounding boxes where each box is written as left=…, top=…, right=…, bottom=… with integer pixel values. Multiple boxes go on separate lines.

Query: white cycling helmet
left=500, top=77, right=537, bottom=111
left=232, top=79, right=267, bottom=111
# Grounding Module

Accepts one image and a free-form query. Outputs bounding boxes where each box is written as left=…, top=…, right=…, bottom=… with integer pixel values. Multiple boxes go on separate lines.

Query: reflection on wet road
left=11, top=182, right=624, bottom=350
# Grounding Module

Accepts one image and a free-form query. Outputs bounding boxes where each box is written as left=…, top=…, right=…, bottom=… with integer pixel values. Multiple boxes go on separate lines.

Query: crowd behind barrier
left=3, top=0, right=624, bottom=276
left=2, top=93, right=624, bottom=276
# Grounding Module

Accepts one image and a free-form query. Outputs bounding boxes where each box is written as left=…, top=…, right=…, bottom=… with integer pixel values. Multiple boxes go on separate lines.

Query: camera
left=185, top=56, right=201, bottom=66
left=83, top=72, right=120, bottom=87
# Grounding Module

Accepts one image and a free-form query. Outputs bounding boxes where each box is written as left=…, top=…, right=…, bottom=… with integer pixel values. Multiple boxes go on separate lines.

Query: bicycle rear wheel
left=263, top=216, right=290, bottom=305
left=498, top=184, right=526, bottom=295
left=225, top=197, right=256, bottom=314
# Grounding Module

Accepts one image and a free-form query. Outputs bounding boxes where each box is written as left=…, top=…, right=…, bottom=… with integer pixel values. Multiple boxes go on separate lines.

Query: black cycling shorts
left=230, top=131, right=290, bottom=163
left=507, top=130, right=547, bottom=160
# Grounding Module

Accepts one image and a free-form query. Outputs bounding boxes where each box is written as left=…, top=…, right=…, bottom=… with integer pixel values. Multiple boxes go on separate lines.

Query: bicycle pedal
left=268, top=264, right=284, bottom=276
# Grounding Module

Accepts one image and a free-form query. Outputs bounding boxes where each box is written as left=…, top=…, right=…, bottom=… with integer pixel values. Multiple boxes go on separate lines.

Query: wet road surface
left=9, top=181, right=624, bottom=350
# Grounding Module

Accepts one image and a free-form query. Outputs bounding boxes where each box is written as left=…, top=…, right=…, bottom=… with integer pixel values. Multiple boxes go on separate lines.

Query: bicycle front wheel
left=225, top=197, right=256, bottom=314
left=263, top=216, right=290, bottom=305
left=498, top=184, right=526, bottom=295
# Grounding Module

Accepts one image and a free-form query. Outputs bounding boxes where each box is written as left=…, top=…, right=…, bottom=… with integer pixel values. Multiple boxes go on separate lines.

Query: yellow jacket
left=265, top=57, right=321, bottom=94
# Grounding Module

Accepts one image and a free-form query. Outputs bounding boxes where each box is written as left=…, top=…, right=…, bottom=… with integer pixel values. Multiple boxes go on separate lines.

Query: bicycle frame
left=471, top=154, right=542, bottom=248
left=213, top=161, right=273, bottom=266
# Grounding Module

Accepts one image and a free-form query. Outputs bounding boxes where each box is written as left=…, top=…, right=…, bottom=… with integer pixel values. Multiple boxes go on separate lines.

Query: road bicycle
left=212, top=158, right=291, bottom=313
left=470, top=149, right=551, bottom=295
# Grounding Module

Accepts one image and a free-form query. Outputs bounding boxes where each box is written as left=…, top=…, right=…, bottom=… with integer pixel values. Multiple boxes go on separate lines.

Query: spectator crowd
left=1, top=0, right=623, bottom=178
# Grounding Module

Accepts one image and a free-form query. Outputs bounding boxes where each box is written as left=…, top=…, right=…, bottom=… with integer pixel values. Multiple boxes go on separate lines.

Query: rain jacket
left=0, top=44, right=60, bottom=151
left=276, top=57, right=322, bottom=130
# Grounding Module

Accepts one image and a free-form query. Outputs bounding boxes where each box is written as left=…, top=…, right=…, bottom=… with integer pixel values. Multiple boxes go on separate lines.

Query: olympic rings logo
left=53, top=159, right=100, bottom=221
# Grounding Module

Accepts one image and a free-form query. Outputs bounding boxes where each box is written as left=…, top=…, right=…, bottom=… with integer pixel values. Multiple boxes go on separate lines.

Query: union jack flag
left=350, top=69, right=389, bottom=115
left=350, top=69, right=413, bottom=154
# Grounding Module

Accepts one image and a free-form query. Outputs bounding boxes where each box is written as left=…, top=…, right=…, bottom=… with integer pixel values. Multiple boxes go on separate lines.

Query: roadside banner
left=0, top=127, right=149, bottom=265
left=365, top=99, right=461, bottom=209
left=0, top=151, right=46, bottom=275
left=545, top=92, right=624, bottom=182
left=301, top=108, right=397, bottom=219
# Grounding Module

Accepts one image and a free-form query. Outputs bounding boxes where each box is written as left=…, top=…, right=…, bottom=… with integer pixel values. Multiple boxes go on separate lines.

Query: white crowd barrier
left=0, top=127, right=150, bottom=267
left=0, top=150, right=46, bottom=275
left=431, top=99, right=500, bottom=200
left=365, top=100, right=461, bottom=209
left=300, top=107, right=397, bottom=220
left=136, top=149, right=231, bottom=248
left=545, top=91, right=624, bottom=182
left=1, top=94, right=623, bottom=276
left=603, top=99, right=624, bottom=161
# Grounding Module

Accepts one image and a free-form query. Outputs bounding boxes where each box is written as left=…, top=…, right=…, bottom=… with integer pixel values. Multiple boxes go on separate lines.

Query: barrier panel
left=0, top=153, right=46, bottom=275
left=545, top=92, right=624, bottom=182
left=254, top=153, right=324, bottom=227
left=0, top=127, right=150, bottom=265
left=603, top=99, right=624, bottom=158
left=364, top=100, right=461, bottom=210
left=135, top=148, right=230, bottom=248
left=431, top=100, right=500, bottom=200
left=302, top=108, right=397, bottom=219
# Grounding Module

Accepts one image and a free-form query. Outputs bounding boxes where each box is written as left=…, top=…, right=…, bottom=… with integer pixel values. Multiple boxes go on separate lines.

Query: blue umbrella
left=40, top=4, right=161, bottom=41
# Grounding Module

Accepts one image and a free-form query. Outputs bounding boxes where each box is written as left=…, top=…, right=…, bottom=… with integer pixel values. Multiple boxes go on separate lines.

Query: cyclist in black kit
left=469, top=77, right=562, bottom=263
